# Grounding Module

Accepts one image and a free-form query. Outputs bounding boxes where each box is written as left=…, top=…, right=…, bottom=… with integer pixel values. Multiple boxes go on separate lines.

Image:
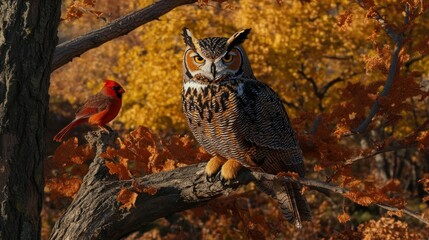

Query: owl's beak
left=210, top=63, right=217, bottom=80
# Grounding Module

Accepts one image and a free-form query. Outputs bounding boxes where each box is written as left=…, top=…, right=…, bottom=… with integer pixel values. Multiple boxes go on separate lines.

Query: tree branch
left=51, top=0, right=197, bottom=71
left=49, top=130, right=428, bottom=239
left=354, top=4, right=409, bottom=133
left=344, top=143, right=417, bottom=166
left=297, top=63, right=320, bottom=98
left=355, top=1, right=401, bottom=41
left=404, top=54, right=429, bottom=69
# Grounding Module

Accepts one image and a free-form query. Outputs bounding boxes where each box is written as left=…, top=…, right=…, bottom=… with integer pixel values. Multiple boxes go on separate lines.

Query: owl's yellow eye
left=222, top=54, right=234, bottom=63
left=193, top=55, right=205, bottom=64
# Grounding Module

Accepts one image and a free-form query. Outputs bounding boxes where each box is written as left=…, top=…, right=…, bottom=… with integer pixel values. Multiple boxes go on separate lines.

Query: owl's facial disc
left=184, top=48, right=242, bottom=81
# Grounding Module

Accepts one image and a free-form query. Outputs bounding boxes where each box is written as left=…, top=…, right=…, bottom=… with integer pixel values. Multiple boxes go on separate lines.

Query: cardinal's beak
left=118, top=88, right=125, bottom=94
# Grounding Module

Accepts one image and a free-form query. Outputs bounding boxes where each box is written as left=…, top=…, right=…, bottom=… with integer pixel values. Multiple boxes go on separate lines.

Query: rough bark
left=0, top=0, right=61, bottom=239
left=52, top=0, right=197, bottom=71
left=49, top=131, right=243, bottom=239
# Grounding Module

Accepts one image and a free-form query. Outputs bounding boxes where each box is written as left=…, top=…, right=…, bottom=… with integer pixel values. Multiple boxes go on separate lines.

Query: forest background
left=43, top=0, right=429, bottom=239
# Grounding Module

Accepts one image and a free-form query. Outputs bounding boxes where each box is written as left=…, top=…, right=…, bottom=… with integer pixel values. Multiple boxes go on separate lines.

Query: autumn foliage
left=46, top=0, right=429, bottom=239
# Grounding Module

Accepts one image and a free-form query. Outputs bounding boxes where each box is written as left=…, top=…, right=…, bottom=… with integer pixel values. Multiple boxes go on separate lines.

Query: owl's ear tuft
left=226, top=28, right=251, bottom=52
left=182, top=27, right=197, bottom=51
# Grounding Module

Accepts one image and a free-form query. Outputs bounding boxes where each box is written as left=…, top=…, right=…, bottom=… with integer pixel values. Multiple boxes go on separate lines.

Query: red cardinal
left=53, top=80, right=125, bottom=142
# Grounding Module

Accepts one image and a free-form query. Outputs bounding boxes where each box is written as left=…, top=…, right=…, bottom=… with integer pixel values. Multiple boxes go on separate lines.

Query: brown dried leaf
left=53, top=137, right=94, bottom=166
left=337, top=9, right=353, bottom=28
left=333, top=123, right=351, bottom=138
left=338, top=212, right=351, bottom=223
left=142, top=186, right=158, bottom=195
left=417, top=131, right=429, bottom=153
left=165, top=134, right=211, bottom=165
left=131, top=180, right=158, bottom=195
left=105, top=158, right=132, bottom=180
left=343, top=191, right=374, bottom=206
left=347, top=179, right=362, bottom=188
left=278, top=171, right=299, bottom=180
left=117, top=187, right=138, bottom=211
left=387, top=210, right=403, bottom=217
left=314, top=164, right=323, bottom=172
left=82, top=0, right=96, bottom=6
left=64, top=4, right=84, bottom=21
left=46, top=176, right=82, bottom=198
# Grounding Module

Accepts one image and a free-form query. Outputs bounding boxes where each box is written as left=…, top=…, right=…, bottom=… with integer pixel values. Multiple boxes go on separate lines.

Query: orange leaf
left=333, top=123, right=351, bottom=138
left=338, top=212, right=351, bottom=223
left=117, top=187, right=138, bottom=211
left=356, top=196, right=374, bottom=206
left=278, top=171, right=299, bottom=180
left=53, top=137, right=94, bottom=166
left=131, top=180, right=158, bottom=195
left=46, top=176, right=82, bottom=198
left=347, top=179, right=362, bottom=188
left=337, top=9, right=353, bottom=28
left=314, top=164, right=323, bottom=172
left=142, top=186, right=158, bottom=195
left=387, top=210, right=403, bottom=217
left=82, top=0, right=96, bottom=6
left=105, top=159, right=132, bottom=180
left=343, top=191, right=374, bottom=206
left=417, top=131, right=429, bottom=153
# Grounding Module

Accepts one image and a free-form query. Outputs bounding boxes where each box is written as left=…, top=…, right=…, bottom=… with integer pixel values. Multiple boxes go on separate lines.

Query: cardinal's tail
left=256, top=180, right=312, bottom=228
left=53, top=118, right=86, bottom=142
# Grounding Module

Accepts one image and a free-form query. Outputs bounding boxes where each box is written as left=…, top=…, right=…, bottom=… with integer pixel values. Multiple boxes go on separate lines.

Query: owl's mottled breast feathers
left=182, top=77, right=305, bottom=176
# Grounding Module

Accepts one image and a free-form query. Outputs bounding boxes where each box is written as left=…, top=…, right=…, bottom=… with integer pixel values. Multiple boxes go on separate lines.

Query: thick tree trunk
left=0, top=1, right=61, bottom=239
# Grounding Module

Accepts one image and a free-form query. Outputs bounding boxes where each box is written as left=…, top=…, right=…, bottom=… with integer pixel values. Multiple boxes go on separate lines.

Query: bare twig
left=345, top=118, right=429, bottom=165
left=376, top=203, right=429, bottom=225
left=52, top=0, right=197, bottom=71
left=354, top=4, right=410, bottom=133
left=309, top=114, right=322, bottom=134
left=281, top=98, right=300, bottom=110
left=405, top=54, right=429, bottom=69
left=344, top=143, right=418, bottom=165
left=252, top=172, right=428, bottom=225
left=322, top=55, right=354, bottom=61
left=298, top=64, right=320, bottom=98
left=298, top=64, right=355, bottom=111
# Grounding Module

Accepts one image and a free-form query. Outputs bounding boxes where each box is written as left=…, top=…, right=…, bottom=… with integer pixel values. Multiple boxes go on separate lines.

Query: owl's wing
left=236, top=79, right=311, bottom=225
left=236, top=79, right=305, bottom=175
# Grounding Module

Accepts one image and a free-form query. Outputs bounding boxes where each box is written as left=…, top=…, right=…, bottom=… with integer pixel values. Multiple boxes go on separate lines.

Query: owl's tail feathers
left=276, top=182, right=312, bottom=228
left=255, top=181, right=312, bottom=228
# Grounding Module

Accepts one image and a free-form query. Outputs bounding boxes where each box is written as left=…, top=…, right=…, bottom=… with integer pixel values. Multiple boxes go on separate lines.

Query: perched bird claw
left=220, top=175, right=239, bottom=187
left=205, top=170, right=221, bottom=183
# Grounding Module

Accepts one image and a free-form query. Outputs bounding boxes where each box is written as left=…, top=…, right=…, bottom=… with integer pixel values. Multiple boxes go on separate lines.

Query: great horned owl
left=181, top=28, right=311, bottom=228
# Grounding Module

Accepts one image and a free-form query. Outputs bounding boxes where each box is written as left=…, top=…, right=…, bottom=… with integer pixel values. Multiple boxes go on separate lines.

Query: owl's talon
left=219, top=159, right=242, bottom=186
left=205, top=156, right=225, bottom=182
left=205, top=172, right=220, bottom=183
left=220, top=176, right=239, bottom=187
